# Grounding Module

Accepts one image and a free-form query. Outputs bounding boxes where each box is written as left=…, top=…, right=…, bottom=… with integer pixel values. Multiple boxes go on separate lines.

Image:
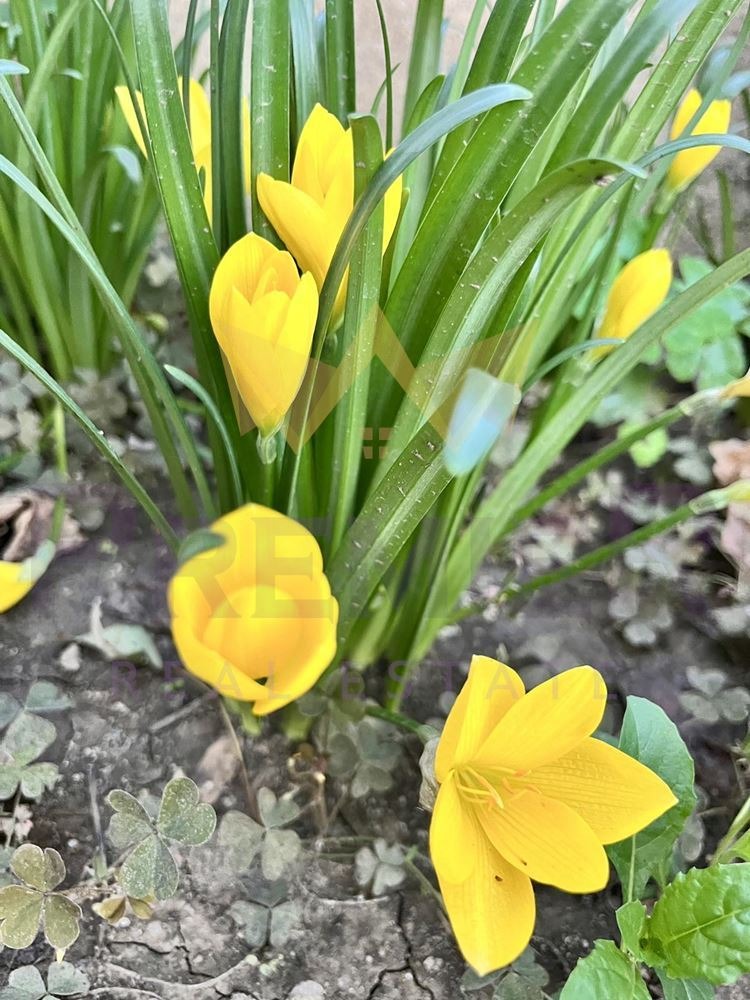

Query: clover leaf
left=355, top=839, right=407, bottom=896
left=0, top=845, right=81, bottom=953
left=326, top=717, right=402, bottom=798
left=0, top=684, right=69, bottom=801
left=230, top=886, right=302, bottom=949
left=107, top=777, right=216, bottom=901
left=216, top=790, right=301, bottom=880
left=0, top=960, right=89, bottom=999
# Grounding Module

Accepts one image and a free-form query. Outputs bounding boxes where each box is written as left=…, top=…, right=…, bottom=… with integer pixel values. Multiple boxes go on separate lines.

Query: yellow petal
left=527, top=737, right=678, bottom=844
left=478, top=788, right=610, bottom=892
left=115, top=86, right=148, bottom=158
left=257, top=174, right=336, bottom=288
left=437, top=822, right=535, bottom=975
left=185, top=78, right=212, bottom=154
left=429, top=773, right=479, bottom=883
left=435, top=656, right=525, bottom=782
left=292, top=103, right=347, bottom=201
left=593, top=249, right=672, bottom=358
left=667, top=88, right=732, bottom=191
left=474, top=665, right=607, bottom=772
left=0, top=541, right=55, bottom=614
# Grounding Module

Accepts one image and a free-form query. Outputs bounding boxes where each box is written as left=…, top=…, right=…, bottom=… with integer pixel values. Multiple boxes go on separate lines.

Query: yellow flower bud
left=256, top=104, right=403, bottom=321
left=0, top=540, right=55, bottom=614
left=168, top=504, right=338, bottom=715
left=667, top=88, right=732, bottom=192
left=209, top=232, right=319, bottom=435
left=114, top=80, right=252, bottom=218
left=592, top=248, right=672, bottom=359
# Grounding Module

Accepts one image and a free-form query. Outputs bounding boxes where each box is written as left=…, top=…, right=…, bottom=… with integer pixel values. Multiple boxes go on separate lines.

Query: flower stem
left=365, top=704, right=435, bottom=743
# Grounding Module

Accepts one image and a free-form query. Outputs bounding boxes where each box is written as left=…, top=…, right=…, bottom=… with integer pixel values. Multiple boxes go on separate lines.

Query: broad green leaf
left=560, top=940, right=649, bottom=999
left=10, top=844, right=65, bottom=892
left=119, top=833, right=178, bottom=902
left=617, top=900, right=648, bottom=959
left=42, top=893, right=81, bottom=951
left=608, top=698, right=696, bottom=898
left=657, top=973, right=715, bottom=1000
left=157, top=776, right=216, bottom=845
left=644, top=864, right=750, bottom=984
left=0, top=884, right=43, bottom=949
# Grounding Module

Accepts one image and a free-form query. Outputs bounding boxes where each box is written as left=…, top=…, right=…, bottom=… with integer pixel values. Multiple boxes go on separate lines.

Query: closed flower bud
left=168, top=505, right=338, bottom=715
left=667, top=88, right=732, bottom=192
left=209, top=233, right=319, bottom=436
left=592, top=248, right=672, bottom=359
left=256, top=104, right=402, bottom=321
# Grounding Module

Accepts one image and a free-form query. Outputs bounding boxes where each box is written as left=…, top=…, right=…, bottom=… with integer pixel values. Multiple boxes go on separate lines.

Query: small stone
left=289, top=982, right=325, bottom=1000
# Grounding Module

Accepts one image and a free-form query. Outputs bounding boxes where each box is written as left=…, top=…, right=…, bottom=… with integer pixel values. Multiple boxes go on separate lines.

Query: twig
left=217, top=697, right=255, bottom=814
left=150, top=692, right=215, bottom=734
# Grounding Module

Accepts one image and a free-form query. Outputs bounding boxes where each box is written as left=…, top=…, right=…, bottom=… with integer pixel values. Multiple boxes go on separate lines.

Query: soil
left=1, top=481, right=749, bottom=999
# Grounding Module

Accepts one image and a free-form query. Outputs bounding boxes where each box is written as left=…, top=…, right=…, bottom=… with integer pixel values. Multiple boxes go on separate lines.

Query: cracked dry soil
left=1, top=486, right=750, bottom=998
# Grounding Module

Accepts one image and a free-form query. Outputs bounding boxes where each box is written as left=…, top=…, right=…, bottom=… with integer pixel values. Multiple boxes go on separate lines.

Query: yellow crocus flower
left=592, top=248, right=672, bottom=359
left=0, top=540, right=55, bottom=613
left=209, top=232, right=319, bottom=435
left=115, top=79, right=252, bottom=218
left=168, top=504, right=338, bottom=715
left=667, top=88, right=732, bottom=192
left=430, top=656, right=676, bottom=974
left=257, top=103, right=403, bottom=320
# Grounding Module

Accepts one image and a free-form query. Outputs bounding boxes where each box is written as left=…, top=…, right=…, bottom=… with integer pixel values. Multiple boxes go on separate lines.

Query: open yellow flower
left=209, top=232, right=319, bottom=435
left=592, top=248, right=672, bottom=359
left=256, top=103, right=402, bottom=319
left=168, top=504, right=338, bottom=716
left=430, top=656, right=677, bottom=974
left=115, top=79, right=252, bottom=219
left=667, top=88, right=732, bottom=192
left=0, top=540, right=55, bottom=614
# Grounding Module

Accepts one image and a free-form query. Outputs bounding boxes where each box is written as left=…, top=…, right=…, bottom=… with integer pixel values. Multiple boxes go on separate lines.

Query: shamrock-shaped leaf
left=0, top=961, right=89, bottom=999
left=261, top=828, right=301, bottom=882
left=92, top=893, right=153, bottom=925
left=157, top=776, right=217, bottom=844
left=217, top=810, right=264, bottom=873
left=324, top=718, right=402, bottom=799
left=0, top=713, right=59, bottom=802
left=230, top=895, right=302, bottom=949
left=355, top=839, right=406, bottom=896
left=107, top=777, right=215, bottom=901
left=24, top=682, right=72, bottom=715
left=0, top=846, right=81, bottom=953
left=11, top=844, right=65, bottom=891
left=257, top=788, right=300, bottom=829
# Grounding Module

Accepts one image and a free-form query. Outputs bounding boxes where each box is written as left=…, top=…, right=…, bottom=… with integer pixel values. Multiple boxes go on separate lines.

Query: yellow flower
left=592, top=248, right=672, bottom=359
left=721, top=369, right=750, bottom=399
left=667, top=88, right=732, bottom=191
left=256, top=104, right=402, bottom=319
left=168, top=504, right=338, bottom=716
left=430, top=656, right=677, bottom=974
left=209, top=232, right=319, bottom=435
left=0, top=540, right=55, bottom=613
left=115, top=79, right=252, bottom=218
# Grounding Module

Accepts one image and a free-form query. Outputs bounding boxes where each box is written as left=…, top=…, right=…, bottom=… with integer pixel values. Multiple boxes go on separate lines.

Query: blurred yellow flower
left=0, top=540, right=55, bottom=613
left=721, top=368, right=750, bottom=399
left=430, top=656, right=676, bottom=974
left=209, top=233, right=319, bottom=435
left=169, top=504, right=338, bottom=716
left=667, top=88, right=732, bottom=191
left=256, top=103, right=402, bottom=320
left=592, top=248, right=672, bottom=359
left=115, top=79, right=252, bottom=219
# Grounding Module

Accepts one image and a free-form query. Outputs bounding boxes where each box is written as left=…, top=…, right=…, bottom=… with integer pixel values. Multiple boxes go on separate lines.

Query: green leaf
left=257, top=788, right=300, bottom=830
left=42, top=893, right=81, bottom=951
left=107, top=789, right=154, bottom=850
left=230, top=899, right=268, bottom=948
left=0, top=885, right=43, bottom=949
left=617, top=900, right=648, bottom=959
left=560, top=940, right=649, bottom=999
left=24, top=681, right=71, bottom=714
left=657, top=973, right=715, bottom=1000
left=10, top=845, right=65, bottom=892
left=643, top=864, right=750, bottom=985
left=0, top=712, right=56, bottom=766
left=119, top=833, right=179, bottom=902
left=608, top=698, right=696, bottom=898
left=176, top=528, right=225, bottom=567
left=260, top=828, right=301, bottom=881
left=0, top=58, right=28, bottom=75
left=0, top=694, right=21, bottom=730
left=157, top=776, right=216, bottom=845
left=494, top=972, right=545, bottom=1000
left=45, top=960, right=90, bottom=996
left=0, top=965, right=46, bottom=1000
left=217, top=810, right=264, bottom=873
